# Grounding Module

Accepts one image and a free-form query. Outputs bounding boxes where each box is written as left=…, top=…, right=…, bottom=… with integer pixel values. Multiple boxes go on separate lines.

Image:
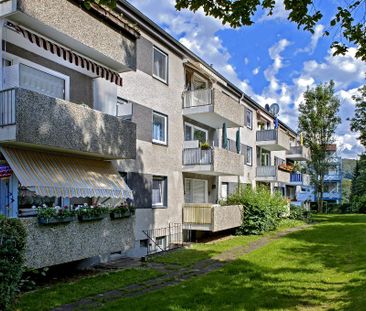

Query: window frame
left=152, top=46, right=168, bottom=84
left=152, top=175, right=168, bottom=208
left=152, top=111, right=168, bottom=146
left=184, top=122, right=208, bottom=143
left=246, top=146, right=253, bottom=166
left=245, top=108, right=253, bottom=129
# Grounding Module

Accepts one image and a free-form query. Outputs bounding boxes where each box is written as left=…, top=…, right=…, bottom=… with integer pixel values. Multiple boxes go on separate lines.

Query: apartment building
left=0, top=0, right=312, bottom=264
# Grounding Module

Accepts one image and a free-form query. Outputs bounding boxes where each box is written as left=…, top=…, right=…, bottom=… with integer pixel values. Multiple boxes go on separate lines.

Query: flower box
left=278, top=163, right=294, bottom=172
left=77, top=214, right=107, bottom=222
left=38, top=216, right=75, bottom=225
left=110, top=210, right=131, bottom=220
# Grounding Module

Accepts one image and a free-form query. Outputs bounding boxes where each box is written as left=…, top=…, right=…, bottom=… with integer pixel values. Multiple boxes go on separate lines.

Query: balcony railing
left=183, top=89, right=212, bottom=108
left=0, top=89, right=16, bottom=127
left=183, top=148, right=213, bottom=165
left=290, top=173, right=303, bottom=183
left=256, top=129, right=277, bottom=141
left=183, top=203, right=212, bottom=224
left=256, top=166, right=277, bottom=178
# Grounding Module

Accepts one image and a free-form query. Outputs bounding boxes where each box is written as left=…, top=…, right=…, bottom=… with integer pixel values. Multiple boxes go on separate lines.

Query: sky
left=129, top=0, right=366, bottom=159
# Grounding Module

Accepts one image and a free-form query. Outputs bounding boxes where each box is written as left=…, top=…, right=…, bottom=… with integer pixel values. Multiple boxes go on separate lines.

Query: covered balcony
left=182, top=203, right=243, bottom=232
left=182, top=88, right=244, bottom=128
left=256, top=129, right=290, bottom=151
left=286, top=145, right=311, bottom=161
left=182, top=146, right=244, bottom=176
left=0, top=88, right=136, bottom=159
left=256, top=165, right=290, bottom=183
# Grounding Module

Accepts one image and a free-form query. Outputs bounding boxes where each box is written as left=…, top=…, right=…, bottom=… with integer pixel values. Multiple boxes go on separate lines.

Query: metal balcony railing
left=256, top=166, right=277, bottom=177
left=183, top=148, right=213, bottom=165
left=183, top=88, right=212, bottom=108
left=0, top=88, right=16, bottom=127
left=290, top=173, right=303, bottom=183
left=256, top=129, right=278, bottom=141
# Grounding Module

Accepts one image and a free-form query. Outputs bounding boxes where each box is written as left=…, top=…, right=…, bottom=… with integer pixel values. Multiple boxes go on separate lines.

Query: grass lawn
left=150, top=219, right=305, bottom=267
left=98, top=214, right=366, bottom=310
left=16, top=268, right=161, bottom=311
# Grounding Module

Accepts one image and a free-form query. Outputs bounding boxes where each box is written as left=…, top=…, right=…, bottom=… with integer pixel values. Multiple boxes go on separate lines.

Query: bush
left=289, top=204, right=311, bottom=220
left=350, top=195, right=366, bottom=213
left=226, top=186, right=288, bottom=235
left=0, top=217, right=27, bottom=311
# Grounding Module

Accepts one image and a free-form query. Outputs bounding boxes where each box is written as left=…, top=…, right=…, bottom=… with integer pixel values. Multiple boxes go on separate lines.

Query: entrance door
left=184, top=178, right=208, bottom=203
left=221, top=182, right=229, bottom=200
left=0, top=178, right=10, bottom=217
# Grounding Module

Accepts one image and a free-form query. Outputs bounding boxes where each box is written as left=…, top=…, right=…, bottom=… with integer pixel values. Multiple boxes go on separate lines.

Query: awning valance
left=0, top=147, right=133, bottom=199
left=6, top=22, right=123, bottom=87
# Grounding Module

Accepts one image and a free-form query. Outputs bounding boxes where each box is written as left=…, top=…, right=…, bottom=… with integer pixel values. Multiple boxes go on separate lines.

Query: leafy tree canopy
left=174, top=0, right=366, bottom=61
left=350, top=84, right=366, bottom=148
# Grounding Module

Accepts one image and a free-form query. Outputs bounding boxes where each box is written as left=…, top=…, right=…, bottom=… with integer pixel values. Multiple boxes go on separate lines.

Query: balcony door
left=184, top=178, right=208, bottom=203
left=191, top=73, right=209, bottom=106
left=184, top=122, right=208, bottom=143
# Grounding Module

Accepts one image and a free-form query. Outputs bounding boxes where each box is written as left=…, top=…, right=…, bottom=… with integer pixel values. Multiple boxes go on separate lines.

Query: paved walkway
left=53, top=225, right=309, bottom=311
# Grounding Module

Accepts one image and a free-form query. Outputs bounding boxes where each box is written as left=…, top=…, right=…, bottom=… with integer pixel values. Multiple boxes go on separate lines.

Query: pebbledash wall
left=22, top=216, right=135, bottom=269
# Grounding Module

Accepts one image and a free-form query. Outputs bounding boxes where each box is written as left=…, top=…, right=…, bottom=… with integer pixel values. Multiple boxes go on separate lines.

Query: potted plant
left=36, top=205, right=76, bottom=225
left=110, top=203, right=133, bottom=220
left=76, top=203, right=109, bottom=222
left=200, top=142, right=211, bottom=150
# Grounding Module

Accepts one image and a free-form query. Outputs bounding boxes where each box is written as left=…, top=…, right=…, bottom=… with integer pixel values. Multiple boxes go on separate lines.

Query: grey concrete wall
left=6, top=43, right=94, bottom=107
left=21, top=216, right=135, bottom=269
left=13, top=88, right=136, bottom=159
left=213, top=88, right=244, bottom=126
left=136, top=36, right=153, bottom=76
left=125, top=172, right=153, bottom=208
left=212, top=205, right=243, bottom=232
left=17, top=0, right=136, bottom=68
left=131, top=103, right=153, bottom=143
left=213, top=148, right=244, bottom=176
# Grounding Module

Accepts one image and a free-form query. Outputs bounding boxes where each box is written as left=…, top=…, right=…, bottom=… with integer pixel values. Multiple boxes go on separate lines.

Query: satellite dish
left=270, top=103, right=280, bottom=116
left=265, top=104, right=270, bottom=111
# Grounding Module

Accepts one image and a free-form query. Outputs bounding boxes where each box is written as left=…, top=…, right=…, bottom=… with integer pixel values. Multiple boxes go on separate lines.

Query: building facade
left=0, top=0, right=314, bottom=264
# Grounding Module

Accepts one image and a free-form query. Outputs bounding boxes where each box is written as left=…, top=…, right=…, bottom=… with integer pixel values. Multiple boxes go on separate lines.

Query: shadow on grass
left=99, top=215, right=366, bottom=311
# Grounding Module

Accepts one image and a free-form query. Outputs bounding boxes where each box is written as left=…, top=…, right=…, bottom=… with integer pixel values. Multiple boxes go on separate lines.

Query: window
left=116, top=97, right=132, bottom=120
left=184, top=123, right=208, bottom=144
left=245, top=109, right=253, bottom=129
left=152, top=176, right=167, bottom=207
left=184, top=178, right=208, bottom=203
left=153, top=47, right=168, bottom=83
left=152, top=112, right=168, bottom=145
left=221, top=182, right=229, bottom=200
left=260, top=150, right=270, bottom=166
left=246, top=146, right=253, bottom=166
left=140, top=239, right=148, bottom=248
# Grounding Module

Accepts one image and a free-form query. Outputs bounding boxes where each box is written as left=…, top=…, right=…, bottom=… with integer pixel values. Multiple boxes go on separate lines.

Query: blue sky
left=130, top=0, right=366, bottom=159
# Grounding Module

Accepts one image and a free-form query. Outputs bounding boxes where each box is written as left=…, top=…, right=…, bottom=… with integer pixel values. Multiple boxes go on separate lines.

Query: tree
left=175, top=0, right=366, bottom=61
left=350, top=154, right=366, bottom=212
left=350, top=84, right=366, bottom=148
left=298, top=81, right=341, bottom=213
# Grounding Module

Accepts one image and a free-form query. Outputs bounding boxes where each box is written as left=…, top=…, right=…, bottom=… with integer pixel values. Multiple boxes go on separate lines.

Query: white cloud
left=258, top=0, right=288, bottom=22
left=244, top=57, right=249, bottom=65
left=252, top=67, right=260, bottom=75
left=296, top=24, right=324, bottom=54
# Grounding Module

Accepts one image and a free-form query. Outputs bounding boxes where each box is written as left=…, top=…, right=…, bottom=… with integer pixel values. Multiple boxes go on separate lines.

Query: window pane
left=152, top=179, right=162, bottom=205
left=246, top=110, right=252, bottom=128
left=184, top=125, right=192, bottom=141
left=153, top=48, right=167, bottom=81
left=193, top=128, right=207, bottom=143
left=153, top=113, right=166, bottom=143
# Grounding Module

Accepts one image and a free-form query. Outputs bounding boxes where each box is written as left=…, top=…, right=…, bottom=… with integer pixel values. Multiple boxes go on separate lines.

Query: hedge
left=0, top=216, right=27, bottom=311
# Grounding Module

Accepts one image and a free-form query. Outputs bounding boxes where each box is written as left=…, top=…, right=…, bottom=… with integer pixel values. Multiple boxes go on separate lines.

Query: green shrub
left=0, top=217, right=27, bottom=311
left=350, top=195, right=366, bottom=213
left=227, top=186, right=288, bottom=235
left=289, top=205, right=311, bottom=220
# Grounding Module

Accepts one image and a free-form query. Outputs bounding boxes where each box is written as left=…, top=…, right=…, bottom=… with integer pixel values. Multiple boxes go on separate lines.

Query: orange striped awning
left=0, top=147, right=133, bottom=199
left=6, top=22, right=123, bottom=87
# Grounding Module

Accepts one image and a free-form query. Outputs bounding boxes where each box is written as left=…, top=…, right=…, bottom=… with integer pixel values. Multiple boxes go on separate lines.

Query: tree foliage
left=350, top=154, right=366, bottom=212
left=298, top=81, right=341, bottom=212
left=175, top=0, right=366, bottom=61
left=350, top=84, right=366, bottom=148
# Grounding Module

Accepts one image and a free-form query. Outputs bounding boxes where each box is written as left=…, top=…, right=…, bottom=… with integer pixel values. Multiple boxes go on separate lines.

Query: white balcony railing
left=0, top=88, right=16, bottom=127
left=256, top=166, right=277, bottom=178
left=183, top=148, right=213, bottom=165
left=256, top=129, right=278, bottom=141
left=183, top=89, right=212, bottom=108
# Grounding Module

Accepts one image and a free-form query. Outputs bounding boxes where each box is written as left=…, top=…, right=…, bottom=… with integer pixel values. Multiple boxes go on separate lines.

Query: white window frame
left=2, top=52, right=70, bottom=100
left=152, top=111, right=168, bottom=145
left=184, top=122, right=208, bottom=142
left=246, top=108, right=253, bottom=129
left=152, top=176, right=167, bottom=208
left=246, top=146, right=253, bottom=166
left=152, top=46, right=168, bottom=84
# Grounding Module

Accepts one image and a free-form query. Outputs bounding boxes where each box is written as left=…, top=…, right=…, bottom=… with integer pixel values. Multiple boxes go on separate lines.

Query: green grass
left=99, top=215, right=366, bottom=310
left=150, top=219, right=305, bottom=267
left=16, top=268, right=161, bottom=311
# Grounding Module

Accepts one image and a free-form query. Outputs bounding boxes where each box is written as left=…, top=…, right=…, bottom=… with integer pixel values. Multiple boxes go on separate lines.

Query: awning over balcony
left=6, top=22, right=123, bottom=86
left=0, top=147, right=133, bottom=199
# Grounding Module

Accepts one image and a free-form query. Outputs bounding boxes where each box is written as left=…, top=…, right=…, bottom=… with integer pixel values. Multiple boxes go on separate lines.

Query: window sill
left=152, top=140, right=168, bottom=147
left=152, top=74, right=168, bottom=86
left=152, top=205, right=167, bottom=209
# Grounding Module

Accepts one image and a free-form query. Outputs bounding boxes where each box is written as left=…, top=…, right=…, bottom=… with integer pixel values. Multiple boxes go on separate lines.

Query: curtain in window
left=153, top=49, right=166, bottom=80
left=152, top=179, right=163, bottom=205
left=153, top=114, right=165, bottom=142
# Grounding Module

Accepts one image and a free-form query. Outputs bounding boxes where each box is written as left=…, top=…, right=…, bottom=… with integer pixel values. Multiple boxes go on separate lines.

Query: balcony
left=324, top=173, right=342, bottom=181
left=182, top=203, right=243, bottom=232
left=286, top=145, right=311, bottom=161
left=0, top=88, right=136, bottom=159
left=289, top=173, right=311, bottom=186
left=182, top=88, right=244, bottom=128
left=256, top=129, right=290, bottom=151
left=256, top=166, right=290, bottom=183
left=182, top=147, right=244, bottom=176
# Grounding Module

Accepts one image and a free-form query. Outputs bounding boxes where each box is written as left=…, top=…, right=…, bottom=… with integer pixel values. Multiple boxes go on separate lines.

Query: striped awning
left=0, top=147, right=133, bottom=199
left=6, top=22, right=123, bottom=87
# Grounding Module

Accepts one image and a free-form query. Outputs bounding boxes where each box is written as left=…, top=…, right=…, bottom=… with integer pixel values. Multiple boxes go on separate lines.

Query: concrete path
left=53, top=225, right=309, bottom=311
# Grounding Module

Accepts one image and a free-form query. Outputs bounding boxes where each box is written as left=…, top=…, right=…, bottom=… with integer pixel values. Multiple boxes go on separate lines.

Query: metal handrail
left=0, top=88, right=16, bottom=127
